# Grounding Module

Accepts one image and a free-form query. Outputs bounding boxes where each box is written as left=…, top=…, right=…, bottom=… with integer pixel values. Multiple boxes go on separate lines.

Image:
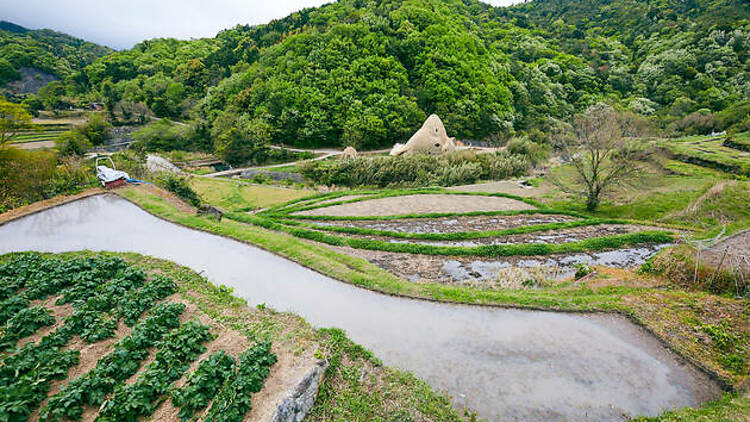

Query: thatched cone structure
left=340, top=146, right=358, bottom=159
left=390, top=114, right=456, bottom=156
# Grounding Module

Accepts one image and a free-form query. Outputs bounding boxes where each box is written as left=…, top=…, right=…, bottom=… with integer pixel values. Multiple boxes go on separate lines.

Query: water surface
left=0, top=195, right=720, bottom=421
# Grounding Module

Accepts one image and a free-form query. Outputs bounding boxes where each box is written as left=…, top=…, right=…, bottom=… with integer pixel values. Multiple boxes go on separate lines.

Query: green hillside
left=11, top=0, right=750, bottom=149
left=0, top=21, right=113, bottom=88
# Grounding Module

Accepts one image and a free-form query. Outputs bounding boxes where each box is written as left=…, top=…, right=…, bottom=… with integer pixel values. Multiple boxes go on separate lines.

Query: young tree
left=0, top=97, right=33, bottom=147
left=552, top=103, right=643, bottom=211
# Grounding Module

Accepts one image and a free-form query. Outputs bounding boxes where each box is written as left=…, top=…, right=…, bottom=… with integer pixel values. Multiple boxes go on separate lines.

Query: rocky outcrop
left=269, top=360, right=329, bottom=422
left=390, top=114, right=456, bottom=156
left=197, top=204, right=223, bottom=220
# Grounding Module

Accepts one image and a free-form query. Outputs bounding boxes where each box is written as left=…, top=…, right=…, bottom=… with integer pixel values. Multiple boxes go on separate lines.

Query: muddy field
left=0, top=196, right=721, bottom=421
left=294, top=194, right=535, bottom=216
left=334, top=243, right=672, bottom=284
left=326, top=223, right=663, bottom=247
left=308, top=213, right=580, bottom=233
left=702, top=229, right=750, bottom=274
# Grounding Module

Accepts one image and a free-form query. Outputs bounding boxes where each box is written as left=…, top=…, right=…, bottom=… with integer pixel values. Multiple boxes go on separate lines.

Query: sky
left=0, top=0, right=522, bottom=50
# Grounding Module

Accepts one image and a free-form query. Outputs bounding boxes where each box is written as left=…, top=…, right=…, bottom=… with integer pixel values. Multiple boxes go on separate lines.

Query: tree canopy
left=5, top=0, right=750, bottom=150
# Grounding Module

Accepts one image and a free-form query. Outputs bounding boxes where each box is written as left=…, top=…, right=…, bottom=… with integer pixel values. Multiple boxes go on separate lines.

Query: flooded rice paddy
left=0, top=194, right=720, bottom=421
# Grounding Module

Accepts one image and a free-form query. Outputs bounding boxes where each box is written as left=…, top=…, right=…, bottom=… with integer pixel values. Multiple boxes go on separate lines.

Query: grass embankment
left=0, top=251, right=462, bottom=421
left=234, top=212, right=674, bottom=258
left=660, top=133, right=750, bottom=177
left=10, top=119, right=75, bottom=145
left=189, top=177, right=313, bottom=212
left=117, top=186, right=749, bottom=400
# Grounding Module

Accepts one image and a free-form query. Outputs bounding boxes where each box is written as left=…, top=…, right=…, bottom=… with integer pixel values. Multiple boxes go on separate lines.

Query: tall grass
left=299, top=151, right=530, bottom=188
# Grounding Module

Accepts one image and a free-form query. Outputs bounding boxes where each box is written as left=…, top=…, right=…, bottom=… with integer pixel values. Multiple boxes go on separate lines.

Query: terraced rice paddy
left=664, top=133, right=750, bottom=177
left=240, top=189, right=678, bottom=284
left=0, top=194, right=723, bottom=421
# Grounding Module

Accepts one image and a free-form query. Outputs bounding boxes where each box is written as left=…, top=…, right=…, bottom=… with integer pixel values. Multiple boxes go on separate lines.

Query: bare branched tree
left=551, top=103, right=644, bottom=211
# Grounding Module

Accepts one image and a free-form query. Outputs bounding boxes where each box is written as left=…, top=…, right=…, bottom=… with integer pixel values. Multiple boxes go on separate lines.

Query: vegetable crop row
left=171, top=350, right=236, bottom=421
left=40, top=302, right=186, bottom=422
left=0, top=255, right=178, bottom=421
left=96, top=320, right=213, bottom=422
left=203, top=341, right=277, bottom=422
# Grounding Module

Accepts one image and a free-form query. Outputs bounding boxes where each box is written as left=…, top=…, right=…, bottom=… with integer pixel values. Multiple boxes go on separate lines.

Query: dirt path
left=295, top=194, right=535, bottom=217
left=14, top=140, right=57, bottom=150
left=205, top=147, right=341, bottom=178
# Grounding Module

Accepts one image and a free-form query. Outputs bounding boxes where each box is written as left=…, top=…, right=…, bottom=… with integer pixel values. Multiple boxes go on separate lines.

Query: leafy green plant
left=155, top=173, right=202, bottom=208
left=96, top=320, right=213, bottom=422
left=574, top=264, right=594, bottom=280
left=0, top=306, right=55, bottom=350
left=203, top=342, right=277, bottom=422
left=171, top=351, right=236, bottom=421
left=40, top=302, right=185, bottom=422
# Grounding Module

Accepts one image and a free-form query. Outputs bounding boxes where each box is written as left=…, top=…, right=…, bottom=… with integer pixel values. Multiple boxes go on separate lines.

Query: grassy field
left=10, top=128, right=67, bottom=144
left=10, top=117, right=80, bottom=145
left=660, top=133, right=750, bottom=177
left=544, top=159, right=750, bottom=237
left=189, top=177, right=314, bottom=212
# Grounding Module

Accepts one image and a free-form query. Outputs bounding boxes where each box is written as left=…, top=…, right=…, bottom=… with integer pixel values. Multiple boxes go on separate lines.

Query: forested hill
left=0, top=21, right=113, bottom=87
left=23, top=0, right=750, bottom=149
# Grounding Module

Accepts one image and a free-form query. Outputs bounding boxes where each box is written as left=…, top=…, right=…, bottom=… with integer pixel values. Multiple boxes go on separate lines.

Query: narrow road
left=204, top=146, right=392, bottom=178
left=205, top=147, right=341, bottom=178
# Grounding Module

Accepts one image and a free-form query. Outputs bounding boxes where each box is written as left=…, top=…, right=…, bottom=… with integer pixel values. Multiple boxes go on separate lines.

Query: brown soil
left=701, top=229, right=750, bottom=275
left=0, top=188, right=105, bottom=226
left=311, top=213, right=579, bottom=234
left=295, top=194, right=535, bottom=217
left=21, top=295, right=74, bottom=347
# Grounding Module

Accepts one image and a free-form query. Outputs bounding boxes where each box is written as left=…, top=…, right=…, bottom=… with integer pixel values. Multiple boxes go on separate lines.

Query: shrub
left=132, top=119, right=191, bottom=151
left=299, top=151, right=530, bottom=188
left=154, top=173, right=201, bottom=207
left=74, top=113, right=111, bottom=146
left=506, top=137, right=548, bottom=166
left=669, top=109, right=720, bottom=135
left=56, top=131, right=92, bottom=156
left=0, top=149, right=97, bottom=212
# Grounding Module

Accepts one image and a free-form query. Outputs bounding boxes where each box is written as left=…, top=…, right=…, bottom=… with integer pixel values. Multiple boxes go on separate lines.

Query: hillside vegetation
left=0, top=21, right=112, bottom=97
left=9, top=0, right=747, bottom=150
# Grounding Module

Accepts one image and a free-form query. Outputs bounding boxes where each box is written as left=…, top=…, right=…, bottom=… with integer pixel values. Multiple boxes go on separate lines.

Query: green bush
left=132, top=119, right=192, bottom=151
left=154, top=173, right=201, bottom=207
left=56, top=131, right=92, bottom=156
left=74, top=114, right=111, bottom=146
left=0, top=149, right=97, bottom=212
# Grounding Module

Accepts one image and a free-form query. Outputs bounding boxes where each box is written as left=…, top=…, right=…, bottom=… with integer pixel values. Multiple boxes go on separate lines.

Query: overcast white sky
left=0, top=0, right=521, bottom=50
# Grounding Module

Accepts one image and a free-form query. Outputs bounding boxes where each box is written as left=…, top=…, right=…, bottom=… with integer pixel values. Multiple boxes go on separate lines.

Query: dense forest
left=5, top=0, right=750, bottom=149
left=0, top=21, right=112, bottom=88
